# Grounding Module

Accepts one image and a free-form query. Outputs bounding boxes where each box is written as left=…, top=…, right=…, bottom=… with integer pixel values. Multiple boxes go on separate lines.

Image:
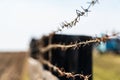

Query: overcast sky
left=0, top=0, right=120, bottom=51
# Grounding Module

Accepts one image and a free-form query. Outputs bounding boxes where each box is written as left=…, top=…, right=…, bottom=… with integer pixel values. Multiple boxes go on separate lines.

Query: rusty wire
left=39, top=33, right=119, bottom=53
left=39, top=57, right=91, bottom=80
left=39, top=32, right=119, bottom=80
left=37, top=0, right=119, bottom=79
left=53, top=0, right=99, bottom=33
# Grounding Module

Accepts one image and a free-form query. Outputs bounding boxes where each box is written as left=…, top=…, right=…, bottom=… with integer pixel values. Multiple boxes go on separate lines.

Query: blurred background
left=0, top=0, right=120, bottom=80
left=0, top=0, right=120, bottom=51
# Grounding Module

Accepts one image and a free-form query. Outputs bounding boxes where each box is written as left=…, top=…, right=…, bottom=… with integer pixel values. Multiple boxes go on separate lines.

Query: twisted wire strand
left=39, top=33, right=119, bottom=53
left=40, top=57, right=91, bottom=80
left=53, top=0, right=99, bottom=33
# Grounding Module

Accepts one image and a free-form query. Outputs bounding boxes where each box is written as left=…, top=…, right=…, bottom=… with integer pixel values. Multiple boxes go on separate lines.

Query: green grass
left=93, top=53, right=120, bottom=80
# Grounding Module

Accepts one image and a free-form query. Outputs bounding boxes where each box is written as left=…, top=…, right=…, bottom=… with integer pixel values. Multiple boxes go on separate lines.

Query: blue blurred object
left=96, top=42, right=106, bottom=53
left=96, top=38, right=120, bottom=54
left=106, top=38, right=120, bottom=53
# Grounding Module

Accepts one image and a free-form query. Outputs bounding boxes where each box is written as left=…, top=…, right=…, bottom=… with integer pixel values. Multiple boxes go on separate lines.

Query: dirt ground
left=0, top=52, right=28, bottom=80
left=0, top=52, right=58, bottom=80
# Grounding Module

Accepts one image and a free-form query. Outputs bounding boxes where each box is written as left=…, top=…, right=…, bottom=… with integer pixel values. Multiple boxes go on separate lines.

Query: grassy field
left=93, top=52, right=120, bottom=80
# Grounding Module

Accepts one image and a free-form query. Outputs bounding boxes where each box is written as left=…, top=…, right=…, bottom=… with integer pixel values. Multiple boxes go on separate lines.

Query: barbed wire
left=52, top=0, right=99, bottom=33
left=36, top=0, right=119, bottom=79
left=38, top=32, right=119, bottom=79
left=39, top=32, right=119, bottom=80
left=39, top=57, right=91, bottom=80
left=36, top=1, right=120, bottom=80
left=39, top=33, right=119, bottom=53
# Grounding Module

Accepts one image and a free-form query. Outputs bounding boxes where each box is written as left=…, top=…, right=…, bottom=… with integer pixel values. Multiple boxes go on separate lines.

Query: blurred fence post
left=30, top=34, right=93, bottom=80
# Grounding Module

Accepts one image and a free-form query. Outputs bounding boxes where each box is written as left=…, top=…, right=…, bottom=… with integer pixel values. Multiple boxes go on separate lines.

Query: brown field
left=0, top=52, right=28, bottom=80
left=0, top=52, right=58, bottom=80
left=1, top=51, right=120, bottom=80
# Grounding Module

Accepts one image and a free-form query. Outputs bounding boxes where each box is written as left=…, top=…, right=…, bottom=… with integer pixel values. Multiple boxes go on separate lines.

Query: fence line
left=39, top=57, right=91, bottom=80
left=52, top=0, right=99, bottom=33
left=36, top=0, right=119, bottom=79
left=39, top=33, right=119, bottom=53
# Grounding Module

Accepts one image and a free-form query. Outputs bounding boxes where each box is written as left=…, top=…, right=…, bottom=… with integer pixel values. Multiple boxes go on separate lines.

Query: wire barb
left=51, top=0, right=99, bottom=34
left=40, top=57, right=91, bottom=80
left=39, top=33, right=119, bottom=53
